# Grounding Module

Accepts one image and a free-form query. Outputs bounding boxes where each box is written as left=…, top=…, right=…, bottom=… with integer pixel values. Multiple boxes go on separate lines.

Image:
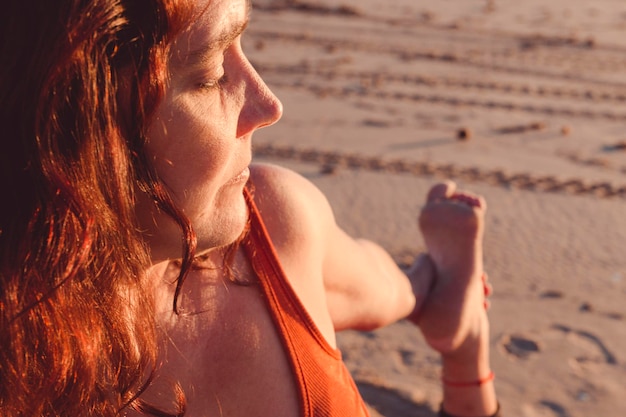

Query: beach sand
left=246, top=1, right=626, bottom=415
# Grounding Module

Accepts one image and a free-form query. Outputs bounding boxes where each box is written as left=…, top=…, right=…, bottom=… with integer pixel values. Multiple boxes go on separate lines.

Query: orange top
left=242, top=189, right=370, bottom=417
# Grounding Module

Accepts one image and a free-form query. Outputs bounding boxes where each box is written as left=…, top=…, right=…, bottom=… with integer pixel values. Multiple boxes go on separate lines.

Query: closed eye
left=199, top=73, right=229, bottom=90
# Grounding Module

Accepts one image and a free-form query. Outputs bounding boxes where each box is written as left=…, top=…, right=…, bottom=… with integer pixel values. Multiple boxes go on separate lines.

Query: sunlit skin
left=133, top=0, right=497, bottom=416
left=139, top=0, right=282, bottom=262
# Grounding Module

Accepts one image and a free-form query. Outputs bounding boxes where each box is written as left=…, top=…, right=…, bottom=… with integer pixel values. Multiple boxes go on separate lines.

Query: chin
left=196, top=191, right=249, bottom=251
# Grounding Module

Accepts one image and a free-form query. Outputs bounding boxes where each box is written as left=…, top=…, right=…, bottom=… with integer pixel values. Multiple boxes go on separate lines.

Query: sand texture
left=246, top=1, right=626, bottom=416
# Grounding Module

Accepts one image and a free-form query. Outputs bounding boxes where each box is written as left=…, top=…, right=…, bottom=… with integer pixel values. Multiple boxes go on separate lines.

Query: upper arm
left=321, top=228, right=416, bottom=331
left=250, top=163, right=415, bottom=332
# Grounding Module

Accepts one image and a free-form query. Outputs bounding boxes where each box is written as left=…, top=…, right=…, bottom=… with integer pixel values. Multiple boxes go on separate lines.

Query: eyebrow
left=183, top=0, right=252, bottom=67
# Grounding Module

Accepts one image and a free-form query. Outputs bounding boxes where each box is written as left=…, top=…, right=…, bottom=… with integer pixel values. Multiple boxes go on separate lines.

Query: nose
left=235, top=51, right=283, bottom=137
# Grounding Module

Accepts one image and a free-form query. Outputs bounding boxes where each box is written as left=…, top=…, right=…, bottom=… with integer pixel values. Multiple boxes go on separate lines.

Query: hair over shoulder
left=0, top=0, right=192, bottom=415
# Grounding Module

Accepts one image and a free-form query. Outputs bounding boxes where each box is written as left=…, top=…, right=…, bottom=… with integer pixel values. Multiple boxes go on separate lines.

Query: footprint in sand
left=499, top=334, right=541, bottom=360
left=501, top=325, right=617, bottom=365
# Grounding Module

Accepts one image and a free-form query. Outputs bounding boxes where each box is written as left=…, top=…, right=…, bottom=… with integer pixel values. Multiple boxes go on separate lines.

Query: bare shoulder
left=248, top=162, right=335, bottom=285
left=248, top=163, right=415, bottom=333
left=249, top=162, right=331, bottom=217
left=248, top=163, right=338, bottom=341
left=249, top=163, right=333, bottom=250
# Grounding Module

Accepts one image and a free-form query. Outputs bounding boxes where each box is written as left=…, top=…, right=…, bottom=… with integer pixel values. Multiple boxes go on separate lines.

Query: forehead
left=171, top=0, right=251, bottom=66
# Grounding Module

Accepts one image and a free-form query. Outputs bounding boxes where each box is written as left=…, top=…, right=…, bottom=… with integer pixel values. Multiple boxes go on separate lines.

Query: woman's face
left=141, top=0, right=282, bottom=260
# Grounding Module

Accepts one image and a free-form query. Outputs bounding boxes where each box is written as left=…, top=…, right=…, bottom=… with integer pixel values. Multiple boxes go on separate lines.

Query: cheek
left=147, top=103, right=227, bottom=195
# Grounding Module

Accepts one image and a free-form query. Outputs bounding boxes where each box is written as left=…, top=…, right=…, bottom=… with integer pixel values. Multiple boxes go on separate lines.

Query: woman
left=0, top=0, right=499, bottom=416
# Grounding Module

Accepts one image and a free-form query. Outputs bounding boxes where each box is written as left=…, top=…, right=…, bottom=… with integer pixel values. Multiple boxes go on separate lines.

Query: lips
left=227, top=166, right=250, bottom=185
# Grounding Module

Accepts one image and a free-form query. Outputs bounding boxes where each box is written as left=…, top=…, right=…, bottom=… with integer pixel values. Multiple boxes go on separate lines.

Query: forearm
left=353, top=239, right=417, bottom=327
left=326, top=237, right=419, bottom=331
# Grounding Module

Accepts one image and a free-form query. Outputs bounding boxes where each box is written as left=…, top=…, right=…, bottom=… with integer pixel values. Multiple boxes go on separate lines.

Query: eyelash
left=199, top=73, right=229, bottom=91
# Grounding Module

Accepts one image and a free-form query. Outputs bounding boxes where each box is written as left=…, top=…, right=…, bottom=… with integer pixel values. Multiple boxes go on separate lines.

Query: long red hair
left=0, top=0, right=194, bottom=415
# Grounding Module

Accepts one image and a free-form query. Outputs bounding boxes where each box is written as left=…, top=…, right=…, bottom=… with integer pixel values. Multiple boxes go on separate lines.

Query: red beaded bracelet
left=442, top=370, right=495, bottom=387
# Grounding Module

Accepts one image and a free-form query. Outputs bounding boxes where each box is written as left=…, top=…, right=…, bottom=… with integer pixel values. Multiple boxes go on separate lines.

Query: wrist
left=440, top=311, right=491, bottom=381
left=442, top=370, right=494, bottom=387
left=439, top=313, right=497, bottom=416
left=440, top=372, right=498, bottom=417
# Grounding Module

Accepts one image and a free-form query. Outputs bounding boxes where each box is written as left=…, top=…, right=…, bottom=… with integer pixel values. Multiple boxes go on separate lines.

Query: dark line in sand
left=266, top=80, right=626, bottom=122
left=254, top=63, right=626, bottom=105
left=249, top=29, right=626, bottom=90
left=253, top=1, right=626, bottom=57
left=253, top=143, right=626, bottom=200
left=552, top=324, right=618, bottom=365
left=539, top=400, right=571, bottom=417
